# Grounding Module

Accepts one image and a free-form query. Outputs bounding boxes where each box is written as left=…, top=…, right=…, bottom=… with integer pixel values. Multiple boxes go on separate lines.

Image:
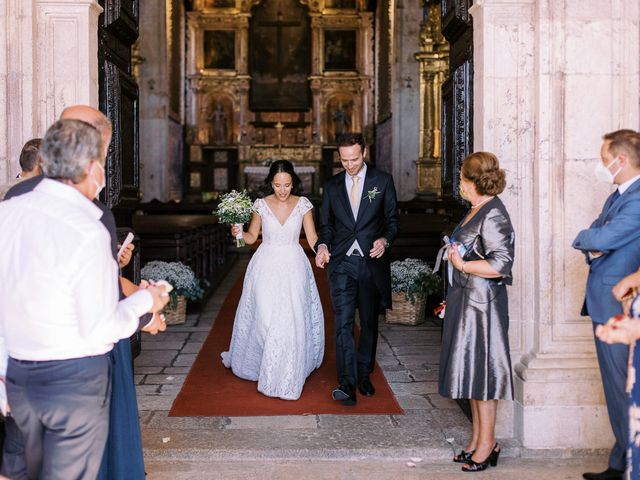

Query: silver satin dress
left=438, top=197, right=515, bottom=401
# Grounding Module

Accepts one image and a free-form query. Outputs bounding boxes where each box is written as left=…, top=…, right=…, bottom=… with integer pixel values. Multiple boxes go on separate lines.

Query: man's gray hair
left=40, top=119, right=103, bottom=183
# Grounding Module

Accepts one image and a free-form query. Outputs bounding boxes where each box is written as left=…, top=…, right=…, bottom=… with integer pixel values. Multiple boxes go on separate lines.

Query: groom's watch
left=382, top=238, right=389, bottom=249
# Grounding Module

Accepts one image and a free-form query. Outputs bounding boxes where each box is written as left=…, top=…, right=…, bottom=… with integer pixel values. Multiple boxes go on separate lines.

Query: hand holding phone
left=117, top=232, right=135, bottom=260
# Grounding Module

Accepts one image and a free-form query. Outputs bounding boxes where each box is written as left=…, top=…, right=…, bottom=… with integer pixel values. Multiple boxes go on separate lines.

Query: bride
left=221, top=160, right=324, bottom=400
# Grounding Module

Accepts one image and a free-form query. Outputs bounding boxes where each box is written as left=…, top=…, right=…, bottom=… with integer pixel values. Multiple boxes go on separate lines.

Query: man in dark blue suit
left=316, top=133, right=400, bottom=405
left=573, top=129, right=640, bottom=480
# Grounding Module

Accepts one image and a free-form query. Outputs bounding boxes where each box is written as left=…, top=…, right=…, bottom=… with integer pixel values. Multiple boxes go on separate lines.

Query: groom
left=316, top=132, right=399, bottom=405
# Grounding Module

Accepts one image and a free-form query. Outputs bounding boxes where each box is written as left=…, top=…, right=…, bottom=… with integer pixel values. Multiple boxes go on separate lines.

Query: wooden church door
left=441, top=0, right=473, bottom=204
left=98, top=0, right=140, bottom=228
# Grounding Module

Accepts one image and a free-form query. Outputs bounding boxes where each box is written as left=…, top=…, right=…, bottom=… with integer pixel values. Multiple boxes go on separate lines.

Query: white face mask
left=594, top=156, right=622, bottom=184
left=92, top=162, right=106, bottom=199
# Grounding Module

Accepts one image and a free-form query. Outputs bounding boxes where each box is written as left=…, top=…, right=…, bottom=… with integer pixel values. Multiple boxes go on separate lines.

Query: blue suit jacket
left=572, top=178, right=640, bottom=324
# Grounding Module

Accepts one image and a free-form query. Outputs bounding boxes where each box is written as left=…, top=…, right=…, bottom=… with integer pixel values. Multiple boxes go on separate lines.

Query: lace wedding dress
left=221, top=197, right=324, bottom=400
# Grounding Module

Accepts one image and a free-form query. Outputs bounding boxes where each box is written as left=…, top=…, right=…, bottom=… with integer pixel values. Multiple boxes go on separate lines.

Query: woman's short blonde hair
left=461, top=151, right=506, bottom=196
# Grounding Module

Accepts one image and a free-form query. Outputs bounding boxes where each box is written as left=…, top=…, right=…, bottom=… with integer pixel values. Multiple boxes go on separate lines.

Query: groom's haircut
left=603, top=129, right=640, bottom=168
left=337, top=132, right=366, bottom=153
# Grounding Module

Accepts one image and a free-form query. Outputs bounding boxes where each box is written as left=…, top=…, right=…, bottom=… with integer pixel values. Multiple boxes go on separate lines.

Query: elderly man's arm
left=72, top=231, right=168, bottom=343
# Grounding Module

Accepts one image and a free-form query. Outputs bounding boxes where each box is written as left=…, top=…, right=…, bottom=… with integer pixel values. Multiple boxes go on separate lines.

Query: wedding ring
left=160, top=314, right=166, bottom=323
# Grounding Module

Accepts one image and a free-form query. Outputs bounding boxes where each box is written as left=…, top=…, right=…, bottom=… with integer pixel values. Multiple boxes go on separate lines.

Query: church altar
left=244, top=165, right=316, bottom=194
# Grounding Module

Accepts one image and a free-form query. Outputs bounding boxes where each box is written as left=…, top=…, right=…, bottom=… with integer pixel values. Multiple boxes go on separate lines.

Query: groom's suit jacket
left=317, top=166, right=400, bottom=309
left=572, top=178, right=640, bottom=324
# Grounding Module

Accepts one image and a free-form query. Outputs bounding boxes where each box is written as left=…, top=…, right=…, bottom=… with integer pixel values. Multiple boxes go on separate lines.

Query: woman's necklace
left=471, top=196, right=494, bottom=209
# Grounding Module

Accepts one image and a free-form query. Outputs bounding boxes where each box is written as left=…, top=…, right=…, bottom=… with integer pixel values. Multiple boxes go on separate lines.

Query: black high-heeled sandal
left=453, top=449, right=475, bottom=463
left=462, top=443, right=500, bottom=472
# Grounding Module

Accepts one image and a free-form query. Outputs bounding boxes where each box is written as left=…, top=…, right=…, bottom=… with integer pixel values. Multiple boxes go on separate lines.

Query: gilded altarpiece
left=186, top=0, right=373, bottom=196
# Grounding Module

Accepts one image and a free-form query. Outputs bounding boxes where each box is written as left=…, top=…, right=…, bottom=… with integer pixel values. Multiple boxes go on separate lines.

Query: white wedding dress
left=221, top=197, right=324, bottom=400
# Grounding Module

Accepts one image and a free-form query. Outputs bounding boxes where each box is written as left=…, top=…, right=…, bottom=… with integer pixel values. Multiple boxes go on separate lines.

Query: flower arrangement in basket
left=387, top=258, right=441, bottom=325
left=213, top=190, right=253, bottom=247
left=141, top=261, right=205, bottom=325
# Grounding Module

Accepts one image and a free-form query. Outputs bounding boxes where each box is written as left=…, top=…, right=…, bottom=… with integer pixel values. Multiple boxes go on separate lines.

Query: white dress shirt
left=618, top=174, right=640, bottom=194
left=345, top=164, right=366, bottom=256
left=0, top=179, right=152, bottom=376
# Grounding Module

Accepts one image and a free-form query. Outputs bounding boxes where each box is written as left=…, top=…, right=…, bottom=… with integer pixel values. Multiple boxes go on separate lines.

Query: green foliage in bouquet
left=141, top=261, right=205, bottom=307
left=390, top=258, right=441, bottom=304
left=213, top=190, right=253, bottom=225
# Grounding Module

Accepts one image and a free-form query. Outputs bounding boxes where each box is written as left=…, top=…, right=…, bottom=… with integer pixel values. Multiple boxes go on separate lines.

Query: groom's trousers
left=329, top=254, right=380, bottom=387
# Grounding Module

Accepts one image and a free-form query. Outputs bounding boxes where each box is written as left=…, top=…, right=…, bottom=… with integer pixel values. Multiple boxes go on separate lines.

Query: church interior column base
left=512, top=353, right=614, bottom=450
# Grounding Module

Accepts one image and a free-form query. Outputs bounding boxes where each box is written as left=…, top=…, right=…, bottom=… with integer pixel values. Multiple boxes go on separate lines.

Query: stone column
left=0, top=0, right=101, bottom=183
left=414, top=2, right=448, bottom=199
left=390, top=0, right=421, bottom=201
left=139, top=0, right=185, bottom=202
left=470, top=0, right=640, bottom=449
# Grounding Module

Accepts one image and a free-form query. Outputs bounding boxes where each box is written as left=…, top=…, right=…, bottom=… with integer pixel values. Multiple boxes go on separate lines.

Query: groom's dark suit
left=317, top=165, right=399, bottom=390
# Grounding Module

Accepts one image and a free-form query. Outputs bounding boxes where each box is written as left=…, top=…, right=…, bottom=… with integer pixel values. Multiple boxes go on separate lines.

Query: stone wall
left=471, top=0, right=640, bottom=449
left=138, top=0, right=185, bottom=202
left=390, top=0, right=421, bottom=201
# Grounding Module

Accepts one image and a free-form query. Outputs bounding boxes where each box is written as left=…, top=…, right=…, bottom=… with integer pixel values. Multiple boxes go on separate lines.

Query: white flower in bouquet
left=213, top=190, right=253, bottom=247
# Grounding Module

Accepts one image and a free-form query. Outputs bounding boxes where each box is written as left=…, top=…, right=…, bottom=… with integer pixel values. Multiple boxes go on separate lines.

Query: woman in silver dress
left=438, top=152, right=515, bottom=473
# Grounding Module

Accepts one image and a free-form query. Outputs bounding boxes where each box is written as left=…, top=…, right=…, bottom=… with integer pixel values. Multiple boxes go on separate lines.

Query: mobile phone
left=117, top=232, right=135, bottom=259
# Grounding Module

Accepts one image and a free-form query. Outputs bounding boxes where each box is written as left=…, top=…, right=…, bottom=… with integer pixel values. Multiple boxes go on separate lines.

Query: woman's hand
left=230, top=224, right=243, bottom=238
left=612, top=270, right=640, bottom=302
left=596, top=317, right=640, bottom=345
left=117, top=243, right=134, bottom=268
left=448, top=244, right=464, bottom=271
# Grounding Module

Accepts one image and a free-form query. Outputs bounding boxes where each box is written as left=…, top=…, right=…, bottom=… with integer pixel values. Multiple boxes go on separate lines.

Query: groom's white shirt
left=345, top=163, right=366, bottom=256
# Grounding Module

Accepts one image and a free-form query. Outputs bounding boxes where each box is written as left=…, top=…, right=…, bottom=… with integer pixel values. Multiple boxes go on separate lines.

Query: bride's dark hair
left=261, top=160, right=303, bottom=197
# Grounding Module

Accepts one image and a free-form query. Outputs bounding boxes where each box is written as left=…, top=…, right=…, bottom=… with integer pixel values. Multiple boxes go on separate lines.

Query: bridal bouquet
left=214, top=190, right=253, bottom=247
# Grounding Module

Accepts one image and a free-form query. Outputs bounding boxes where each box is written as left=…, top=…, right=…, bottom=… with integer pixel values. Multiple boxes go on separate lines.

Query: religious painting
left=326, top=96, right=353, bottom=142
left=203, top=0, right=236, bottom=8
left=325, top=0, right=356, bottom=8
left=203, top=30, right=235, bottom=70
left=324, top=30, right=356, bottom=71
left=250, top=0, right=311, bottom=110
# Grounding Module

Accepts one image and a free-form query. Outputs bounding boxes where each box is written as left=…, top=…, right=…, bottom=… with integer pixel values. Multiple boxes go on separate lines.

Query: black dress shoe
left=331, top=384, right=356, bottom=405
left=357, top=378, right=375, bottom=396
left=582, top=468, right=624, bottom=480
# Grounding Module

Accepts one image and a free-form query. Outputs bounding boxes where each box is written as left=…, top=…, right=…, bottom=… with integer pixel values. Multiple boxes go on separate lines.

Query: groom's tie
left=350, top=175, right=360, bottom=218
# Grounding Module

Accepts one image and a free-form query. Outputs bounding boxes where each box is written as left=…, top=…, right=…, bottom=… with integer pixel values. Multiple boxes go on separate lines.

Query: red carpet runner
left=169, top=261, right=403, bottom=416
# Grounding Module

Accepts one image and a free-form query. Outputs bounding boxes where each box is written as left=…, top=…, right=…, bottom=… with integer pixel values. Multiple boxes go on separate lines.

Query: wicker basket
left=162, top=295, right=187, bottom=325
left=385, top=291, right=426, bottom=325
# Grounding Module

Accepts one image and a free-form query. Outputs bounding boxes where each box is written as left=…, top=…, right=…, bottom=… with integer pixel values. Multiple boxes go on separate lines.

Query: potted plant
left=141, top=261, right=205, bottom=325
left=386, top=258, right=441, bottom=325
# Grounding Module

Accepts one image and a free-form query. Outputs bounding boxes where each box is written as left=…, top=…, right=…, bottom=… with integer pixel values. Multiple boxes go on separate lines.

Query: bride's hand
left=316, top=245, right=330, bottom=269
left=231, top=225, right=242, bottom=237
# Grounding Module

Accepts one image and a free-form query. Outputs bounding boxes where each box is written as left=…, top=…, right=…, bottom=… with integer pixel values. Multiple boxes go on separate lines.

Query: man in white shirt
left=0, top=119, right=169, bottom=480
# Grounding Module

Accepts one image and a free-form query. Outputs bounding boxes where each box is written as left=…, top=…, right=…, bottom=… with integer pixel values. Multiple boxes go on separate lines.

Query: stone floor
left=136, top=256, right=607, bottom=479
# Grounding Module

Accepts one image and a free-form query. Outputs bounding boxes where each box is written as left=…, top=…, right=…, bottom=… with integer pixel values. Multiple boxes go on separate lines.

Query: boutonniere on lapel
left=365, top=187, right=381, bottom=203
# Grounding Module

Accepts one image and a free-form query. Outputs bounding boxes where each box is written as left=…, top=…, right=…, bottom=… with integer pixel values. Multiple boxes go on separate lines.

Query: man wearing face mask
left=0, top=119, right=170, bottom=479
left=2, top=106, right=161, bottom=480
left=573, top=129, right=640, bottom=480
